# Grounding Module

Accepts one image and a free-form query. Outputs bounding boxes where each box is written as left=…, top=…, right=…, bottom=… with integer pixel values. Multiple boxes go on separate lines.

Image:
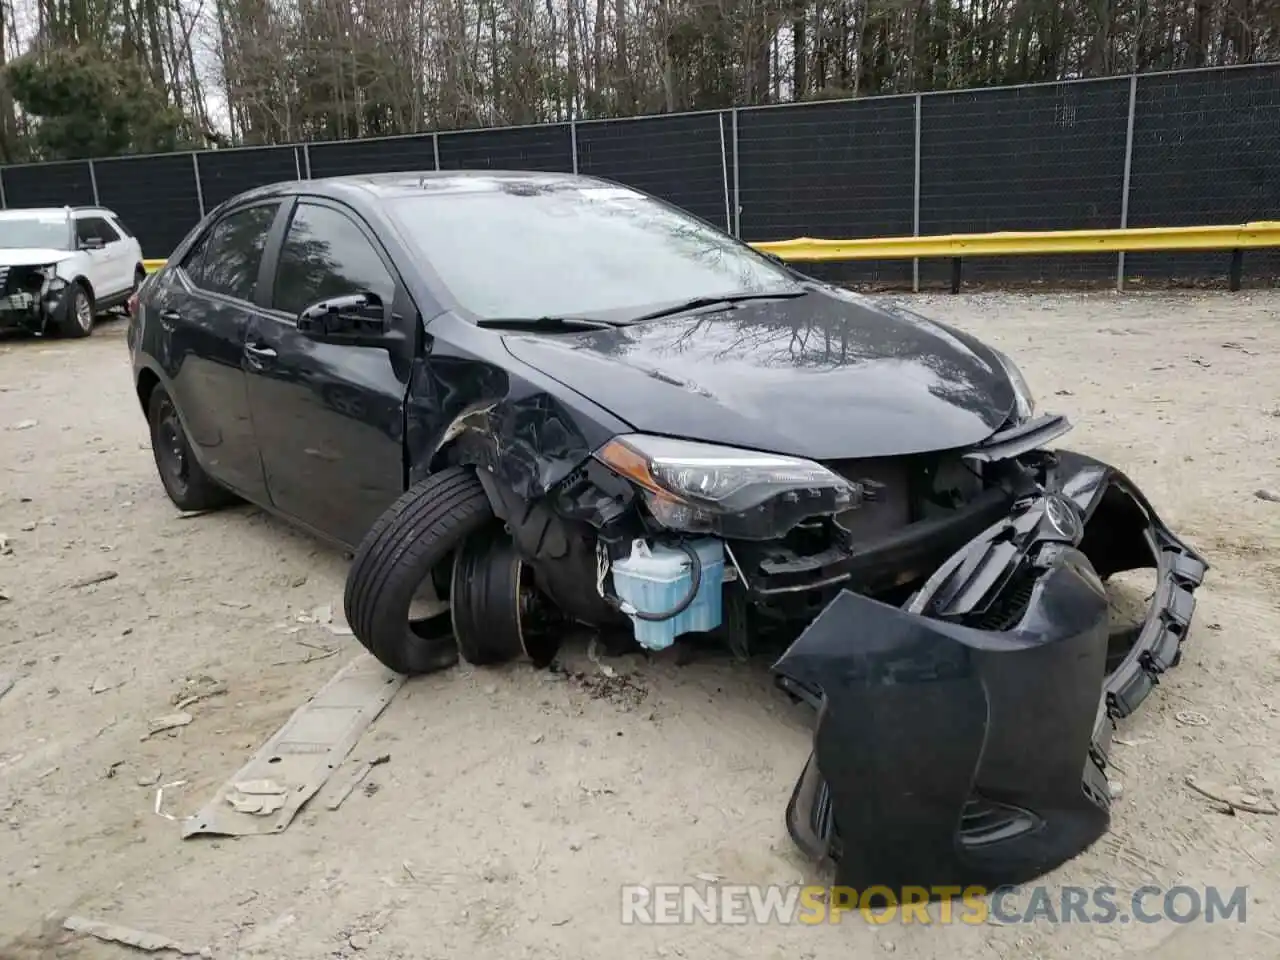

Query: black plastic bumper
left=772, top=449, right=1208, bottom=891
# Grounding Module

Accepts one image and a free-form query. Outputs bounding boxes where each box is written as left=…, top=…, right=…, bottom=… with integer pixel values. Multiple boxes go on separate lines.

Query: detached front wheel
left=344, top=467, right=495, bottom=675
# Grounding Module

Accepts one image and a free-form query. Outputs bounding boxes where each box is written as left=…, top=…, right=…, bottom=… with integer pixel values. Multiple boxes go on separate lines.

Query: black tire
left=147, top=385, right=239, bottom=512
left=344, top=467, right=495, bottom=675
left=55, top=282, right=94, bottom=338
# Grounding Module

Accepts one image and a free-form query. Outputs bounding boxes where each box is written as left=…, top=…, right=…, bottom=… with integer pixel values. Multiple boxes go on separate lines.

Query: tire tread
left=344, top=467, right=493, bottom=674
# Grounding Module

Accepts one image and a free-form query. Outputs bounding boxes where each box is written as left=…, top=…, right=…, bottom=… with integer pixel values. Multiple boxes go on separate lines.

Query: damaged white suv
left=0, top=206, right=146, bottom=338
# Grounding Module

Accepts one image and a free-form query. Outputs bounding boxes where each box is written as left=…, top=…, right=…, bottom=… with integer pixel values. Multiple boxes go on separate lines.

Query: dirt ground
left=1, top=290, right=1279, bottom=960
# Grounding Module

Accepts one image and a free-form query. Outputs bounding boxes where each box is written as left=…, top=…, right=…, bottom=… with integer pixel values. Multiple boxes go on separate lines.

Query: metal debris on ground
left=0, top=674, right=13, bottom=702
left=326, top=616, right=354, bottom=637
left=227, top=779, right=289, bottom=816
left=297, top=603, right=334, bottom=625
left=1254, top=489, right=1280, bottom=504
left=182, top=654, right=405, bottom=838
left=154, top=780, right=189, bottom=821
left=0, top=535, right=11, bottom=556
left=325, top=754, right=391, bottom=811
left=9, top=419, right=37, bottom=430
left=143, top=712, right=193, bottom=739
left=219, top=599, right=252, bottom=609
left=1184, top=775, right=1279, bottom=815
left=61, top=915, right=210, bottom=957
left=1175, top=710, right=1210, bottom=727
left=69, top=570, right=118, bottom=589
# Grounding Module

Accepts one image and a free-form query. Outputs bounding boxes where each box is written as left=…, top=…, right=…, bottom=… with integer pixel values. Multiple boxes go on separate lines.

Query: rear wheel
left=344, top=467, right=495, bottom=675
left=147, top=385, right=239, bottom=512
left=55, top=282, right=94, bottom=338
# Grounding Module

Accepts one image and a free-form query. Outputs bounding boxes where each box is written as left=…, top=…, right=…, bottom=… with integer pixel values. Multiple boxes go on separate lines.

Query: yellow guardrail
left=145, top=221, right=1280, bottom=290
left=750, top=221, right=1280, bottom=261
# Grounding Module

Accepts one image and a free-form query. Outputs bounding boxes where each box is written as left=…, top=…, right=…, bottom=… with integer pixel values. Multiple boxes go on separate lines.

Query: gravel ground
left=1, top=291, right=1279, bottom=959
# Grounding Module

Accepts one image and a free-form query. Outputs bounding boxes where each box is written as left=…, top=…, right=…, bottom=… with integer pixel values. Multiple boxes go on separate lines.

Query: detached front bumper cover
left=772, top=449, right=1208, bottom=892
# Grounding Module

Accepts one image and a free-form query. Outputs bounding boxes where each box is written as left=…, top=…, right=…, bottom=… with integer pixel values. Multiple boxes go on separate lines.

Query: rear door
left=242, top=197, right=415, bottom=548
left=157, top=200, right=284, bottom=502
left=105, top=212, right=143, bottom=279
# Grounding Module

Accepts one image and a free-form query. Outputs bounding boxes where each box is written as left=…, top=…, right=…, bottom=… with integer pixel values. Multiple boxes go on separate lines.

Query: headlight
left=35, top=265, right=65, bottom=289
left=594, top=433, right=867, bottom=540
left=993, top=349, right=1035, bottom=422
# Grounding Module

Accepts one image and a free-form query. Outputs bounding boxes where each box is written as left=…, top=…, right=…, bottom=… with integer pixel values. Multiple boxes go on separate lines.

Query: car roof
left=227, top=170, right=619, bottom=207
left=0, top=206, right=118, bottom=219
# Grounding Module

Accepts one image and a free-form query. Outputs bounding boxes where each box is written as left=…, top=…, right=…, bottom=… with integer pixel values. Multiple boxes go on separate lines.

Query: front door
left=243, top=198, right=413, bottom=548
left=157, top=201, right=282, bottom=502
left=75, top=214, right=130, bottom=298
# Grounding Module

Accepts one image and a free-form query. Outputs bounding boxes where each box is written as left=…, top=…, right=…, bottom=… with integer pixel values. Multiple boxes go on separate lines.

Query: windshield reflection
left=0, top=216, right=70, bottom=250
left=389, top=178, right=801, bottom=321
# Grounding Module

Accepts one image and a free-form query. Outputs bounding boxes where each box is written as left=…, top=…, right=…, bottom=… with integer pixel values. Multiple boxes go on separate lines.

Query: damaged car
left=0, top=206, right=146, bottom=338
left=129, top=171, right=1208, bottom=892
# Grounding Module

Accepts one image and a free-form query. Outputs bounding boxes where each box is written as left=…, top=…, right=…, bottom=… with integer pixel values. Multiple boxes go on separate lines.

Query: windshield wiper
left=622, top=289, right=809, bottom=325
left=475, top=315, right=617, bottom=332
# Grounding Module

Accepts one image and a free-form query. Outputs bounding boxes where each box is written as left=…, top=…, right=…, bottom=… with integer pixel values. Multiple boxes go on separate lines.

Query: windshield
left=387, top=179, right=801, bottom=321
left=0, top=214, right=71, bottom=250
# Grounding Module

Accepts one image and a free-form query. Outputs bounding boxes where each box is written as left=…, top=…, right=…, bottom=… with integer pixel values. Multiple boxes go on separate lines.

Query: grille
left=966, top=569, right=1036, bottom=631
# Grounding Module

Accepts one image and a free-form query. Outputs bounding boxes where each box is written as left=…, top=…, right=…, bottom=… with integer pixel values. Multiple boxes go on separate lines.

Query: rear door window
left=196, top=203, right=280, bottom=302
left=271, top=202, right=395, bottom=317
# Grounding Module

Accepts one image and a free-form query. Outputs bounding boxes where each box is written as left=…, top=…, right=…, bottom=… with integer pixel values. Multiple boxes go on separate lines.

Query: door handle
left=159, top=309, right=180, bottom=330
left=244, top=342, right=278, bottom=363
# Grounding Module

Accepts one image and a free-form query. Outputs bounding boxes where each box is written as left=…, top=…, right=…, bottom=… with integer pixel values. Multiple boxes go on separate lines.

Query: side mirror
left=80, top=236, right=105, bottom=251
left=297, top=292, right=390, bottom=346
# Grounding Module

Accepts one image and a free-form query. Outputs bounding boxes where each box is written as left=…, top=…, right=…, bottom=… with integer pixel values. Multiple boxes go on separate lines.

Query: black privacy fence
left=3, top=63, right=1277, bottom=288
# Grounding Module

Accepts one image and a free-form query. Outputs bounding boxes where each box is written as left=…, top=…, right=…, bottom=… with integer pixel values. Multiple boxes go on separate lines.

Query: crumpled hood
left=500, top=287, right=1018, bottom=460
left=0, top=248, right=74, bottom=267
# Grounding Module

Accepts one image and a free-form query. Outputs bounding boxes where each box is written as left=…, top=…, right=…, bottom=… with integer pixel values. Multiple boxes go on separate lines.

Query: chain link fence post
left=1117, top=73, right=1138, bottom=292
left=730, top=108, right=741, bottom=237
left=88, top=159, right=100, bottom=205
left=719, top=113, right=732, bottom=233
left=571, top=119, right=579, bottom=175
left=192, top=153, right=206, bottom=217
left=302, top=143, right=313, bottom=179
left=432, top=133, right=441, bottom=171
left=913, top=93, right=922, bottom=293
left=0, top=169, right=7, bottom=209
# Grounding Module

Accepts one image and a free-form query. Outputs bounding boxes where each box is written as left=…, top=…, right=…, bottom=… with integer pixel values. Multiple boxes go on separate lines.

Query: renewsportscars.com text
left=620, top=884, right=1249, bottom=925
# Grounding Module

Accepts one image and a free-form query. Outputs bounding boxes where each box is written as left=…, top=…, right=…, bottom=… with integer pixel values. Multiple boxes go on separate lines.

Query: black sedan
left=129, top=171, right=1207, bottom=893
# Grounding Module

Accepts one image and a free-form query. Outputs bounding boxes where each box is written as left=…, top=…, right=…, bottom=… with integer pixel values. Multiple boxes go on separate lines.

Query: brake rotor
left=450, top=524, right=559, bottom=667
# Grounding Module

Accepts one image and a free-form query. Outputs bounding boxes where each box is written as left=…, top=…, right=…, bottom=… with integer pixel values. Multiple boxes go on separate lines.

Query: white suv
left=0, top=206, right=146, bottom=338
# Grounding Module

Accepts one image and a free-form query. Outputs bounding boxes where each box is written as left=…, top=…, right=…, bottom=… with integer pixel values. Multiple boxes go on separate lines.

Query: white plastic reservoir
left=610, top=538, right=725, bottom=651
